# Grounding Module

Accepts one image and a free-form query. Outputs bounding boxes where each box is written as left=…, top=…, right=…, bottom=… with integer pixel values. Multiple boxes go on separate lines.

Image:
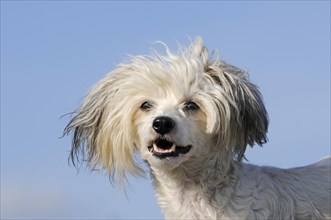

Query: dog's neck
left=149, top=150, right=240, bottom=218
left=151, top=152, right=238, bottom=188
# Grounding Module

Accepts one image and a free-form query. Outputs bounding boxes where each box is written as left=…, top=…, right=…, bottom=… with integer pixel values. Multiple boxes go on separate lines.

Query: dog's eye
left=140, top=101, right=153, bottom=111
left=184, top=101, right=199, bottom=111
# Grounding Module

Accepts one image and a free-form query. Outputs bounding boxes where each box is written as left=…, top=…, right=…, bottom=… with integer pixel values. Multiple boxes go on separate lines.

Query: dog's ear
left=202, top=56, right=269, bottom=161
left=227, top=69, right=269, bottom=160
left=64, top=67, right=144, bottom=185
left=190, top=38, right=268, bottom=160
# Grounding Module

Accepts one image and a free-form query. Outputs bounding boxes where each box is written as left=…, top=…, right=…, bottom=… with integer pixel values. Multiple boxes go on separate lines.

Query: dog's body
left=65, top=37, right=331, bottom=219
left=153, top=159, right=330, bottom=219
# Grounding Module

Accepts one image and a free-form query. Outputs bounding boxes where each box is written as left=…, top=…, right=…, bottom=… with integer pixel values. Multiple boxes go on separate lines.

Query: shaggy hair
left=64, top=37, right=331, bottom=219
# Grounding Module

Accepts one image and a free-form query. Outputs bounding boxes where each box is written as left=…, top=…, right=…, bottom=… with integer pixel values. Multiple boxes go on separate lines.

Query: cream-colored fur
left=65, top=37, right=331, bottom=219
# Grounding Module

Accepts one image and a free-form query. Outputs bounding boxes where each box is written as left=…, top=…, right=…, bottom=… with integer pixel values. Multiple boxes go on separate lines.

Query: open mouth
left=147, top=138, right=192, bottom=159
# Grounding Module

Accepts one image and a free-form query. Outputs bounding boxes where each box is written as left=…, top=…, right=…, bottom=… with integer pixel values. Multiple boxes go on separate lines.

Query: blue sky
left=1, top=1, right=330, bottom=219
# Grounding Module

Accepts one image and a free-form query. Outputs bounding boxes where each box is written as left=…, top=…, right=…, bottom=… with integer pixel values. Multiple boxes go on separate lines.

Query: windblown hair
left=64, top=37, right=268, bottom=184
left=64, top=37, right=331, bottom=219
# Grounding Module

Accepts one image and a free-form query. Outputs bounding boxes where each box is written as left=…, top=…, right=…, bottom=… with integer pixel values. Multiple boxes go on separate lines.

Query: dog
left=64, top=37, right=331, bottom=219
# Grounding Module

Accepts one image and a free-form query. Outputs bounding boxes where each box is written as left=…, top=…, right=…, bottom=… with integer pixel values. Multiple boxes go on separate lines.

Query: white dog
left=65, top=37, right=331, bottom=219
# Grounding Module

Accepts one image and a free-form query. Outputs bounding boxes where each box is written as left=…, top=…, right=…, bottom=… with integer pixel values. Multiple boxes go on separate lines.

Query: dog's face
left=64, top=37, right=268, bottom=184
left=133, top=74, right=214, bottom=170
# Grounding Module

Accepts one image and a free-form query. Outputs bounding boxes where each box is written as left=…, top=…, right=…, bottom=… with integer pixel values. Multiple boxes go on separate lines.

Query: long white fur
left=65, top=37, right=331, bottom=219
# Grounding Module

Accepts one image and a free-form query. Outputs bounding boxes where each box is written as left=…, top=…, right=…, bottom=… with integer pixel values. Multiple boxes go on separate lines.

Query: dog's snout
left=153, top=116, right=175, bottom=135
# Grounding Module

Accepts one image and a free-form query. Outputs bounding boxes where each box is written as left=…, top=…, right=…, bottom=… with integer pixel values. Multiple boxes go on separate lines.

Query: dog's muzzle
left=148, top=138, right=192, bottom=159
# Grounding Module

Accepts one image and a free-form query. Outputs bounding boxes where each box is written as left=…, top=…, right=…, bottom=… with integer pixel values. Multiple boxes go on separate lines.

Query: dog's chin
left=146, top=137, right=192, bottom=162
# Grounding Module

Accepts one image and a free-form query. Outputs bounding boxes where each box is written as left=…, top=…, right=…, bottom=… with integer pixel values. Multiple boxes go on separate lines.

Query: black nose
left=153, top=116, right=175, bottom=135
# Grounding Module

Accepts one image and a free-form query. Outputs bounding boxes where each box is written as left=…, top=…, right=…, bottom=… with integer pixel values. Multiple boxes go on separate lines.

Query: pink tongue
left=154, top=143, right=174, bottom=153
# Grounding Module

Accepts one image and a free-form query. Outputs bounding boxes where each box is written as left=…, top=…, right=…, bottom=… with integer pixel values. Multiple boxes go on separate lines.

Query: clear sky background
left=1, top=1, right=330, bottom=219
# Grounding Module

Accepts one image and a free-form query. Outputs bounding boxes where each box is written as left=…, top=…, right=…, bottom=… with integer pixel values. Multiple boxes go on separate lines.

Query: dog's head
left=64, top=37, right=268, bottom=184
